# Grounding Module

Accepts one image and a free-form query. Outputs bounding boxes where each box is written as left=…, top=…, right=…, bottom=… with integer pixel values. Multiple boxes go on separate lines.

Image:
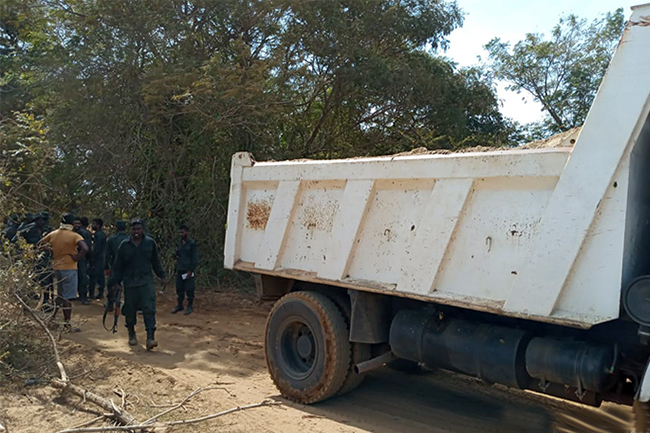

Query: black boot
left=171, top=303, right=183, bottom=314
left=146, top=329, right=158, bottom=351
left=184, top=302, right=193, bottom=315
left=127, top=327, right=137, bottom=346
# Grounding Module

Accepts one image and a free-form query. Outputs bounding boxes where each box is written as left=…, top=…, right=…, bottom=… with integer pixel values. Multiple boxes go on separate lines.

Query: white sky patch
left=445, top=0, right=636, bottom=124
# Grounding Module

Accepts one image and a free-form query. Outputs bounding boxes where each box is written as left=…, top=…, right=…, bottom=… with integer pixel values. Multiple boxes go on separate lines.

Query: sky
left=444, top=0, right=636, bottom=124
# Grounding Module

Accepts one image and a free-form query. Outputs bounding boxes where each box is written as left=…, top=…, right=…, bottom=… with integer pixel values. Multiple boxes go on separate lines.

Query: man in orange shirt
left=40, top=213, right=89, bottom=331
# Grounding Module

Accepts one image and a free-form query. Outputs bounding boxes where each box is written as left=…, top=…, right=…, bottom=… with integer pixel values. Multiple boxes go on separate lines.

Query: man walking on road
left=172, top=224, right=199, bottom=315
left=89, top=218, right=107, bottom=300
left=73, top=216, right=92, bottom=304
left=39, top=213, right=89, bottom=331
left=107, top=219, right=165, bottom=350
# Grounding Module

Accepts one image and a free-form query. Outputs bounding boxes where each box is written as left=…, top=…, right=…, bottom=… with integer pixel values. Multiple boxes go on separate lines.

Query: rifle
left=103, top=285, right=122, bottom=333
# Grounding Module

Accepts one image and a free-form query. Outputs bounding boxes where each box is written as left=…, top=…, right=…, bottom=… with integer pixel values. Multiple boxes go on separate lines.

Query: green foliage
left=1, top=0, right=515, bottom=284
left=485, top=8, right=625, bottom=136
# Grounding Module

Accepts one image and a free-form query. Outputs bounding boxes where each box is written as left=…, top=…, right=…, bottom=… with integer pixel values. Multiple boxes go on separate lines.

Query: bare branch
left=13, top=292, right=67, bottom=382
left=53, top=400, right=281, bottom=433
left=142, top=385, right=231, bottom=425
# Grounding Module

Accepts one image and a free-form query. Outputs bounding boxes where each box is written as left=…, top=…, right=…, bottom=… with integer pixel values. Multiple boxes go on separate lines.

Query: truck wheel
left=634, top=400, right=650, bottom=433
left=265, top=291, right=351, bottom=404
left=321, top=290, right=372, bottom=395
left=338, top=342, right=372, bottom=395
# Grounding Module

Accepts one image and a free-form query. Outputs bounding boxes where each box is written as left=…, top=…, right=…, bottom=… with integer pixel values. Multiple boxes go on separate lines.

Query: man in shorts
left=40, top=213, right=89, bottom=331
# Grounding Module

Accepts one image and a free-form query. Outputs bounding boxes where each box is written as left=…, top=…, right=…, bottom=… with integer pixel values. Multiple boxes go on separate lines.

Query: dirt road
left=0, top=292, right=634, bottom=433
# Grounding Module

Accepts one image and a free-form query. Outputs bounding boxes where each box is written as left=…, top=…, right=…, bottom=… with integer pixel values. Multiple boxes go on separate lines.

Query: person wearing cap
left=88, top=218, right=107, bottom=299
left=73, top=216, right=92, bottom=304
left=16, top=212, right=34, bottom=237
left=172, top=224, right=199, bottom=315
left=105, top=220, right=129, bottom=278
left=107, top=218, right=165, bottom=350
left=22, top=212, right=47, bottom=245
left=39, top=213, right=89, bottom=331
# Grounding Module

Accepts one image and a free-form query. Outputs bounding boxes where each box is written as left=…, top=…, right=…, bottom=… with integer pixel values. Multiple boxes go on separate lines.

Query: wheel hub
left=297, top=333, right=314, bottom=358
left=278, top=320, right=317, bottom=380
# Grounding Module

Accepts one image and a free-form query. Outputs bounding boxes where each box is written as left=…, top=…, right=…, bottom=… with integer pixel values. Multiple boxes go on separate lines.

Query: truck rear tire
left=319, top=289, right=373, bottom=395
left=265, top=291, right=351, bottom=404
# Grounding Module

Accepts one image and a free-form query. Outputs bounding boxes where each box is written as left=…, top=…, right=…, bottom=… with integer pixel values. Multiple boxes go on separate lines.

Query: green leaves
left=485, top=8, right=625, bottom=136
left=1, top=0, right=515, bottom=282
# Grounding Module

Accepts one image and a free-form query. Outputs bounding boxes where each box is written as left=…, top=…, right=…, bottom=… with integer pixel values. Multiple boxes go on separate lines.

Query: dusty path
left=1, top=291, right=634, bottom=432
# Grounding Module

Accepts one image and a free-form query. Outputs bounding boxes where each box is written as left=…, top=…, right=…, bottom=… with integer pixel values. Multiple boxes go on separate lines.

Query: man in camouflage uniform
left=107, top=219, right=165, bottom=350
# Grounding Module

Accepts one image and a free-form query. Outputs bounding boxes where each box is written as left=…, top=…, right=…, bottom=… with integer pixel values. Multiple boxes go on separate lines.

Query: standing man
left=73, top=216, right=92, bottom=304
left=104, top=220, right=129, bottom=278
left=107, top=219, right=165, bottom=350
left=16, top=212, right=34, bottom=237
left=39, top=213, right=88, bottom=331
left=22, top=212, right=47, bottom=245
left=89, top=218, right=107, bottom=300
left=172, top=224, right=199, bottom=315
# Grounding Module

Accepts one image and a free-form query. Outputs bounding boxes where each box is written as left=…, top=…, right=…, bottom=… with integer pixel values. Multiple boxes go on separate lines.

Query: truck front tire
left=265, top=291, right=351, bottom=403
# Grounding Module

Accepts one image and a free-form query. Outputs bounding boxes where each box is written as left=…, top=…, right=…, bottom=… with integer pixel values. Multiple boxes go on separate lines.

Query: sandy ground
left=0, top=291, right=635, bottom=433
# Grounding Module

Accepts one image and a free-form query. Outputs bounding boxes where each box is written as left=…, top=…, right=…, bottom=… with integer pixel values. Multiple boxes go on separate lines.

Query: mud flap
left=638, top=358, right=650, bottom=403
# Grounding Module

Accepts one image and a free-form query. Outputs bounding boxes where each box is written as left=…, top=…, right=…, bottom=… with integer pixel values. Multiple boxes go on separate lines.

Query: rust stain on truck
left=247, top=200, right=271, bottom=230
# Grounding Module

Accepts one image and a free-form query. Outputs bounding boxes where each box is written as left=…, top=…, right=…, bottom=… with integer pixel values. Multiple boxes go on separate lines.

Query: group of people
left=2, top=212, right=200, bottom=351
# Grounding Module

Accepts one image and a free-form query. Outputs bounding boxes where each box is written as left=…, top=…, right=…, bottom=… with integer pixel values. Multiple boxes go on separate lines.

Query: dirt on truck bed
left=0, top=290, right=634, bottom=433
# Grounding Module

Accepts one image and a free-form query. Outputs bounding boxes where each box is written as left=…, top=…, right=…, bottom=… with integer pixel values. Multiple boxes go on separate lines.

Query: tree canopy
left=484, top=8, right=625, bottom=136
left=3, top=1, right=623, bottom=282
left=1, top=0, right=517, bottom=280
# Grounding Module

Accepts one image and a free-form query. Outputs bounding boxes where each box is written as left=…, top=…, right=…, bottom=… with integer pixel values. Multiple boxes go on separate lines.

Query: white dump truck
left=225, top=4, right=650, bottom=428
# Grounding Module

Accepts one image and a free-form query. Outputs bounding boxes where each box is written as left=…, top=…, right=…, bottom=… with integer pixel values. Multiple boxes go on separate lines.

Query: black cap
left=62, top=213, right=75, bottom=225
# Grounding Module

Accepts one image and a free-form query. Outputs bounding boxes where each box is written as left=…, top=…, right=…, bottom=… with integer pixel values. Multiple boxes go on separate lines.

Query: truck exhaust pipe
left=354, top=351, right=397, bottom=375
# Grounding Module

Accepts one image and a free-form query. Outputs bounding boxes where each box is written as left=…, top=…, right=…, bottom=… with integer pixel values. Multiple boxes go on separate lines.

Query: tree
left=1, top=0, right=515, bottom=282
left=484, top=8, right=625, bottom=136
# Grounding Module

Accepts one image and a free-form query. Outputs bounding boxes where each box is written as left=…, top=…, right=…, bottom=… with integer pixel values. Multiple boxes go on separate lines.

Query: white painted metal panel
left=397, top=178, right=473, bottom=296
left=434, top=177, right=558, bottom=302
left=346, top=179, right=436, bottom=284
left=280, top=181, right=345, bottom=273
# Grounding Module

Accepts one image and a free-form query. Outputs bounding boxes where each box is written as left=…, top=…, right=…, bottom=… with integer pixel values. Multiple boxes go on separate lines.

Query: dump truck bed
left=224, top=8, right=650, bottom=329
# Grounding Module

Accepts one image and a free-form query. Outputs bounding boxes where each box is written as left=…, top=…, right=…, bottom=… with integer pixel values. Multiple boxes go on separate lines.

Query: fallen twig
left=68, top=416, right=104, bottom=430
left=142, top=386, right=230, bottom=425
left=53, top=400, right=281, bottom=433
